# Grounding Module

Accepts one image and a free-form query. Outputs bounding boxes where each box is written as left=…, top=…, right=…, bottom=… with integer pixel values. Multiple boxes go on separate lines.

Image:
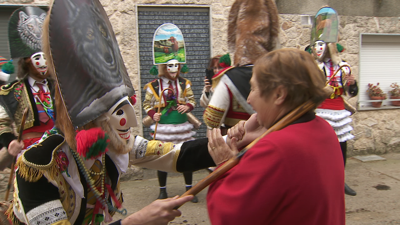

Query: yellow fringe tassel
left=17, top=157, right=59, bottom=182
left=5, top=202, right=18, bottom=225
left=17, top=160, right=43, bottom=182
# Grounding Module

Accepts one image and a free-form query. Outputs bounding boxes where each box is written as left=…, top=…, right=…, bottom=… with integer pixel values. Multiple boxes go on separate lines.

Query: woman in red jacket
left=207, top=48, right=345, bottom=225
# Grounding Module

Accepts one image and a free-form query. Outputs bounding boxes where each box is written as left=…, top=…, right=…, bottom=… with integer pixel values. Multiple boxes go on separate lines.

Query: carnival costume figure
left=0, top=6, right=54, bottom=161
left=143, top=23, right=200, bottom=202
left=310, top=6, right=358, bottom=196
left=203, top=0, right=280, bottom=134
left=7, top=1, right=220, bottom=224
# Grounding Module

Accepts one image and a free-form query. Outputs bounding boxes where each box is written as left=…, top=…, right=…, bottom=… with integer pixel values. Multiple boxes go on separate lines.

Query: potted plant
left=367, top=83, right=386, bottom=108
left=389, top=82, right=400, bottom=106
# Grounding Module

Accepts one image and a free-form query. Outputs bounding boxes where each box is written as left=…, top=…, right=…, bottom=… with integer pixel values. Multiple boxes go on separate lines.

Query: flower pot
left=390, top=96, right=400, bottom=106
left=369, top=96, right=383, bottom=108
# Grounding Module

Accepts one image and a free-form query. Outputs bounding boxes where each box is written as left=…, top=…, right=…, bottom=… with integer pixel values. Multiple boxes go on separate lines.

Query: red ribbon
left=105, top=184, right=122, bottom=208
left=33, top=88, right=50, bottom=104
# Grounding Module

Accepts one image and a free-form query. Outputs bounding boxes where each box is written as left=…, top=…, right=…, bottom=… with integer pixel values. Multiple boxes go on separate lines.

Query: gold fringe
left=16, top=157, right=59, bottom=182
left=17, top=160, right=44, bottom=182
left=5, top=202, right=19, bottom=225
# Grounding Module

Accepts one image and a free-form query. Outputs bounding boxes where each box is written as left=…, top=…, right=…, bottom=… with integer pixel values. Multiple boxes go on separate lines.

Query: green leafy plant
left=367, top=83, right=387, bottom=99
left=389, top=83, right=400, bottom=97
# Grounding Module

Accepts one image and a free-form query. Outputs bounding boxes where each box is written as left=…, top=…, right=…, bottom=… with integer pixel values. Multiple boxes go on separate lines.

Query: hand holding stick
left=153, top=87, right=174, bottom=140
left=5, top=108, right=29, bottom=201
left=327, top=64, right=351, bottom=86
left=177, top=99, right=318, bottom=208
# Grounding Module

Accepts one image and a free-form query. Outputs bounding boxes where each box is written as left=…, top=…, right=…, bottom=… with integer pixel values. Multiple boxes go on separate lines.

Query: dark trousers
left=158, top=170, right=193, bottom=187
left=340, top=141, right=347, bottom=167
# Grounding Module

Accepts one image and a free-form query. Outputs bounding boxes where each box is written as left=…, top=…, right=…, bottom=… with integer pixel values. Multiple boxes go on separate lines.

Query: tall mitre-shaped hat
left=47, top=0, right=134, bottom=128
left=310, top=6, right=339, bottom=44
left=8, top=6, right=47, bottom=59
left=310, top=6, right=342, bottom=64
left=152, top=23, right=186, bottom=65
left=149, top=23, right=188, bottom=75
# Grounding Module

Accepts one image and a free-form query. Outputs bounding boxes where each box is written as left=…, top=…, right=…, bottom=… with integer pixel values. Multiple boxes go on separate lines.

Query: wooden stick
left=178, top=99, right=316, bottom=204
left=4, top=108, right=29, bottom=201
left=153, top=106, right=161, bottom=140
left=326, top=64, right=351, bottom=86
left=153, top=87, right=174, bottom=140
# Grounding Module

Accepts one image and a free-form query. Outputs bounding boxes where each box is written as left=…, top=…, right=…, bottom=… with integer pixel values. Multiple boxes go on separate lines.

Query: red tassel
left=105, top=184, right=122, bottom=208
left=76, top=128, right=108, bottom=158
left=130, top=95, right=136, bottom=106
left=92, top=201, right=101, bottom=225
left=219, top=62, right=229, bottom=68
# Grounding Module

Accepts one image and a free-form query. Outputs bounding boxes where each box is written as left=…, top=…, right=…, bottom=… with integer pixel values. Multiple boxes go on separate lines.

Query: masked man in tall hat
left=7, top=0, right=232, bottom=224
left=309, top=6, right=358, bottom=196
left=0, top=6, right=53, bottom=161
left=143, top=23, right=200, bottom=202
left=203, top=0, right=280, bottom=135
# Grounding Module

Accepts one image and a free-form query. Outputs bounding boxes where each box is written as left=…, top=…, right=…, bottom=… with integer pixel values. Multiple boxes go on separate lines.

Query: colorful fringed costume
left=9, top=128, right=212, bottom=225
left=310, top=6, right=358, bottom=196
left=143, top=23, right=200, bottom=202
left=0, top=6, right=54, bottom=153
left=7, top=2, right=214, bottom=224
left=315, top=60, right=358, bottom=142
left=203, top=0, right=279, bottom=130
left=143, top=77, right=196, bottom=143
left=204, top=66, right=254, bottom=129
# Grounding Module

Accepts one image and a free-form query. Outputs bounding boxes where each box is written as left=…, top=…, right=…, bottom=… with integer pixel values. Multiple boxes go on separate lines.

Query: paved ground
left=115, top=153, right=400, bottom=225
left=344, top=153, right=400, bottom=225
left=1, top=153, right=400, bottom=224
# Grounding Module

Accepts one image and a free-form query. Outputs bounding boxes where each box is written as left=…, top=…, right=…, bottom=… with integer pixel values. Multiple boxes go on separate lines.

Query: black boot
left=186, top=186, right=198, bottom=203
left=158, top=188, right=168, bottom=199
left=345, top=183, right=357, bottom=196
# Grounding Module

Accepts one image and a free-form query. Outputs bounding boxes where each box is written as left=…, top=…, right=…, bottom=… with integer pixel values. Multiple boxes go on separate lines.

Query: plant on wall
left=389, top=82, right=400, bottom=106
left=367, top=83, right=387, bottom=98
left=389, top=83, right=400, bottom=97
left=367, top=83, right=386, bottom=108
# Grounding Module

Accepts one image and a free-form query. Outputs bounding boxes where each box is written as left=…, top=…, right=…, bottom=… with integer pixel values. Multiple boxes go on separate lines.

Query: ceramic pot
left=390, top=96, right=400, bottom=106
left=370, top=96, right=383, bottom=108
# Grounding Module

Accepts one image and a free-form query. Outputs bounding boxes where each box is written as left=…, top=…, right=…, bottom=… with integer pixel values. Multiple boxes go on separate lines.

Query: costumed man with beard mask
left=143, top=23, right=200, bottom=202
left=309, top=6, right=358, bottom=196
left=0, top=6, right=53, bottom=161
left=203, top=0, right=280, bottom=135
left=7, top=1, right=232, bottom=224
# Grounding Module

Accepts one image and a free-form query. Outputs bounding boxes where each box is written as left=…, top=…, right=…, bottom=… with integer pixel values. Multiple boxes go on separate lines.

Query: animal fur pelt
left=228, top=0, right=280, bottom=66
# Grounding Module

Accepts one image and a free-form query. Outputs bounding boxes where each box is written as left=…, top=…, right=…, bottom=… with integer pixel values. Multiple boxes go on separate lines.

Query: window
left=358, top=34, right=400, bottom=110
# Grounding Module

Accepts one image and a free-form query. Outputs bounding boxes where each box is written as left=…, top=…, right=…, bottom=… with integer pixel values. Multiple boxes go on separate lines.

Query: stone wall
left=279, top=14, right=400, bottom=156
left=276, top=0, right=400, bottom=17
left=2, top=0, right=400, bottom=156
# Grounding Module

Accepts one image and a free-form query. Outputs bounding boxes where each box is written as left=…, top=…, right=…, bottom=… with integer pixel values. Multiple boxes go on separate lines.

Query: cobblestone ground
left=0, top=169, right=13, bottom=202
left=2, top=153, right=400, bottom=225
